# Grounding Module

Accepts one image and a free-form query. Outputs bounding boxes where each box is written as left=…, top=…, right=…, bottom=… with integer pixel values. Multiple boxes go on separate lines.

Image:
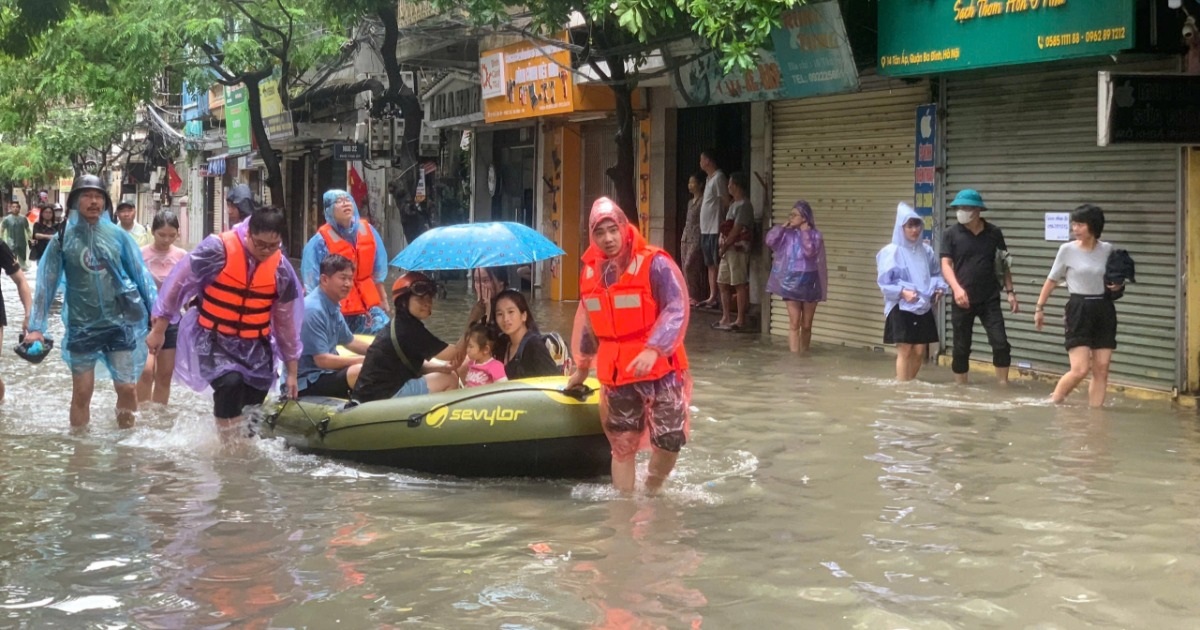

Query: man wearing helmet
left=352, top=272, right=485, bottom=403
left=25, top=175, right=159, bottom=429
left=565, top=198, right=692, bottom=494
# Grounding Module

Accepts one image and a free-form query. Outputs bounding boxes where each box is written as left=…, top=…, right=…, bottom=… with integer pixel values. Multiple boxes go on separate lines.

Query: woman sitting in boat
left=352, top=272, right=485, bottom=403
left=491, top=289, right=563, bottom=379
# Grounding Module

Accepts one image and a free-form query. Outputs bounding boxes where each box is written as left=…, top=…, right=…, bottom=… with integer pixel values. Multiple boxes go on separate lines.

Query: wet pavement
left=1, top=273, right=1198, bottom=628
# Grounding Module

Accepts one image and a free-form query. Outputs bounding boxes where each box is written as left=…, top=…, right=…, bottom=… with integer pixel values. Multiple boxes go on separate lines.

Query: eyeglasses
left=251, top=237, right=282, bottom=252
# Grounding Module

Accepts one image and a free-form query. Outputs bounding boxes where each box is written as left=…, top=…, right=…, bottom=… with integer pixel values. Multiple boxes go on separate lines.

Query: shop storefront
left=478, top=34, right=617, bottom=300
left=880, top=0, right=1184, bottom=390
left=769, top=76, right=931, bottom=348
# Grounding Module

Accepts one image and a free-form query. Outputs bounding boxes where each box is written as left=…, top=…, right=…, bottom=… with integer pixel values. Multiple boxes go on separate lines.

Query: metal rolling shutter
left=770, top=79, right=931, bottom=348
left=944, top=60, right=1179, bottom=388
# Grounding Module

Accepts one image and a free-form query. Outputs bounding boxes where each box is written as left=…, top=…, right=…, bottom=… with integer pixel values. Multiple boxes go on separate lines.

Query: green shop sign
left=878, top=0, right=1135, bottom=77
left=224, top=84, right=252, bottom=154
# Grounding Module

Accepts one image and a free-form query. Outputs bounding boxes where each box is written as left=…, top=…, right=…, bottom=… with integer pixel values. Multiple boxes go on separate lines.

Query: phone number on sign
left=1038, top=26, right=1127, bottom=49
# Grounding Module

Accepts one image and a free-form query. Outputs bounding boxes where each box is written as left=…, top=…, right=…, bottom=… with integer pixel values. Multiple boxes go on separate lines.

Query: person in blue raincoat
left=300, top=190, right=390, bottom=334
left=877, top=202, right=948, bottom=382
left=25, top=175, right=158, bottom=429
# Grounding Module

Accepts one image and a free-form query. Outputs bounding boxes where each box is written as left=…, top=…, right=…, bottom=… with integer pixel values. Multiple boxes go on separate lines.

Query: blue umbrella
left=390, top=221, right=566, bottom=271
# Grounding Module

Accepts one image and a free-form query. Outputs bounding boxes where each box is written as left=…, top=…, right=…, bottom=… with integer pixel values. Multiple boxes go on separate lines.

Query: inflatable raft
left=256, top=376, right=611, bottom=478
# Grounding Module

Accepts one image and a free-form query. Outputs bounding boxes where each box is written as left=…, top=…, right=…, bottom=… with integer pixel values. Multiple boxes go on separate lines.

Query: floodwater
left=1, top=271, right=1198, bottom=629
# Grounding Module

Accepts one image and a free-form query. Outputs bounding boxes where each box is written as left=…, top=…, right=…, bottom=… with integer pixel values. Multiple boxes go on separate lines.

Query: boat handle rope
left=318, top=384, right=596, bottom=437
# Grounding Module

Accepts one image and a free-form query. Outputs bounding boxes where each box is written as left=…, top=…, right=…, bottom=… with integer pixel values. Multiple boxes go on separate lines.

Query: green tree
left=175, top=0, right=350, bottom=212
left=435, top=0, right=798, bottom=223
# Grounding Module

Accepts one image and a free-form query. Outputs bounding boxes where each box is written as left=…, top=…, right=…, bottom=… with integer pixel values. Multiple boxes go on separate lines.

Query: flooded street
left=2, top=273, right=1199, bottom=629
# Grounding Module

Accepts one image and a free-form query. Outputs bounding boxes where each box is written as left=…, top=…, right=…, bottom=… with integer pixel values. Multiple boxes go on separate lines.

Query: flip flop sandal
left=727, top=324, right=742, bottom=332
left=710, top=321, right=731, bottom=330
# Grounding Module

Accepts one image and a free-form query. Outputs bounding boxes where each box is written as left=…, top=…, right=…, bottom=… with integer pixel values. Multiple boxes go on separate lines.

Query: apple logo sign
left=920, top=110, right=933, bottom=139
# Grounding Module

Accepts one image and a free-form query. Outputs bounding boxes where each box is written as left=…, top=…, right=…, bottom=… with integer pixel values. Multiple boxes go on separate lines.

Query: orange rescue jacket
left=319, top=220, right=381, bottom=316
left=197, top=230, right=281, bottom=339
left=580, top=243, right=688, bottom=387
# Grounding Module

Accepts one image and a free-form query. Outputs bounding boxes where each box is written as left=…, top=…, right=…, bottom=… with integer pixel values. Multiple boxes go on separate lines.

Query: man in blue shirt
left=297, top=255, right=371, bottom=398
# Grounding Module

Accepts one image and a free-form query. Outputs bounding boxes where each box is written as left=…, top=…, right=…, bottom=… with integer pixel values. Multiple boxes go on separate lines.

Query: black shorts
left=700, top=234, right=720, bottom=267
left=210, top=371, right=269, bottom=419
left=883, top=306, right=939, bottom=345
left=299, top=368, right=351, bottom=399
left=1064, top=295, right=1117, bottom=350
left=162, top=323, right=179, bottom=351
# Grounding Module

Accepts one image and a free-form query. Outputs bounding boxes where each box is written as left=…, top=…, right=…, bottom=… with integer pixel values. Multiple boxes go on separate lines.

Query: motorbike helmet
left=66, top=174, right=113, bottom=214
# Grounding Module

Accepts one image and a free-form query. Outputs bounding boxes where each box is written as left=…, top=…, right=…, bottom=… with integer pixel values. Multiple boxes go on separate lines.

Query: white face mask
left=956, top=209, right=978, bottom=225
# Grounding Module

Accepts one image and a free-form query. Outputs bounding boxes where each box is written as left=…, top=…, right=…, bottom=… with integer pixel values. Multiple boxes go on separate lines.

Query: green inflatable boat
left=255, top=376, right=611, bottom=478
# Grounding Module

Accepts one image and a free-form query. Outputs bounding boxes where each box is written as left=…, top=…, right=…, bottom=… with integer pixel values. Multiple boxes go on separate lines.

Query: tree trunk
left=605, top=56, right=638, bottom=227
left=244, top=73, right=286, bottom=224
left=374, top=5, right=424, bottom=233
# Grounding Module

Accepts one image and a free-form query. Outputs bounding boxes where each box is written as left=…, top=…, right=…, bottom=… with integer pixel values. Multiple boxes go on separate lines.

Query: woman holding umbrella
left=492, top=289, right=560, bottom=379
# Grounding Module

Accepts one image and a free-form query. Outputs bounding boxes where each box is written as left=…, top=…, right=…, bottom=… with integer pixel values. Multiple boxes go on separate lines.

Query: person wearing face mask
left=877, top=203, right=948, bottom=382
left=941, top=189, right=1018, bottom=385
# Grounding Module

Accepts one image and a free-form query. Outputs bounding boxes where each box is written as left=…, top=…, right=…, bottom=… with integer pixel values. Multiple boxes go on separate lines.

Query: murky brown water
left=1, top=270, right=1198, bottom=629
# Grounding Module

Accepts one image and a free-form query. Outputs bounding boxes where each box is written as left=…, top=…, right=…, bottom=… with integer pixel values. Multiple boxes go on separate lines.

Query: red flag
left=347, top=162, right=368, bottom=206
left=167, top=162, right=183, bottom=194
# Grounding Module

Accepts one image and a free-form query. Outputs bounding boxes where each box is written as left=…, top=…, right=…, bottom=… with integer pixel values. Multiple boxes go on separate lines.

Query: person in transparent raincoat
left=25, top=175, right=158, bottom=429
left=300, top=190, right=390, bottom=334
left=876, top=202, right=948, bottom=382
left=565, top=198, right=692, bottom=494
left=147, top=207, right=302, bottom=435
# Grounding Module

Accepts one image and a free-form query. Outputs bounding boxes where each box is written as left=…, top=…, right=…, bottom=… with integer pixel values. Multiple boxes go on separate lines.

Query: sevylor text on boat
left=255, top=376, right=611, bottom=478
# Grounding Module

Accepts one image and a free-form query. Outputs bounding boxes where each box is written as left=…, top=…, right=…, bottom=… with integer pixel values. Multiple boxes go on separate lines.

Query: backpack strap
left=388, top=317, right=421, bottom=376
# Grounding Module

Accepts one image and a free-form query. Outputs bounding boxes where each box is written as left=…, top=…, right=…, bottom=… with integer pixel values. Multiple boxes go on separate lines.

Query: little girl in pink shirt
left=460, top=324, right=508, bottom=387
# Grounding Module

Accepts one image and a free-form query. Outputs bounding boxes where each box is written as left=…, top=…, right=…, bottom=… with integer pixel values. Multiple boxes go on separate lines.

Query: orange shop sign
left=480, top=36, right=593, bottom=123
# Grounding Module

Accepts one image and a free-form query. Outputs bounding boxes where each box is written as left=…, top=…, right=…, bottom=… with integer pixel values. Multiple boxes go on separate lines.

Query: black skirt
left=884, top=306, right=939, bottom=345
left=1064, top=294, right=1117, bottom=350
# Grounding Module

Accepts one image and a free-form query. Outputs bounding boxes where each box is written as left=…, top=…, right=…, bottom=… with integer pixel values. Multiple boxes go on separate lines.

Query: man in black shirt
left=353, top=272, right=484, bottom=403
left=0, top=239, right=31, bottom=401
left=941, top=189, right=1020, bottom=384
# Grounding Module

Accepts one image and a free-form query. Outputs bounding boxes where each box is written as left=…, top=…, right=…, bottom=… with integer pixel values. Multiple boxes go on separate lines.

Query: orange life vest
left=197, top=230, right=281, bottom=339
left=319, top=220, right=381, bottom=316
left=579, top=242, right=689, bottom=387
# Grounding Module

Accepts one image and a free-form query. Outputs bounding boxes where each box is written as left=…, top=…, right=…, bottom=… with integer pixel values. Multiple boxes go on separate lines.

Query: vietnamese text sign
left=224, top=84, right=252, bottom=154
left=914, top=104, right=937, bottom=241
left=260, top=79, right=294, bottom=141
left=333, top=143, right=368, bottom=161
left=1045, top=212, right=1070, bottom=241
left=674, top=1, right=858, bottom=107
left=1099, top=73, right=1200, bottom=145
left=481, top=36, right=574, bottom=122
left=879, top=0, right=1135, bottom=77
left=479, top=52, right=506, bottom=100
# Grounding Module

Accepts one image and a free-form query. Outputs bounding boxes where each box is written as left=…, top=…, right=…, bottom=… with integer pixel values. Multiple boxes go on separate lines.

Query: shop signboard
left=481, top=36, right=576, bottom=122
left=672, top=0, right=858, bottom=107
left=913, top=104, right=937, bottom=241
left=879, top=0, right=1135, bottom=77
left=260, top=78, right=294, bottom=141
left=1098, top=72, right=1200, bottom=145
left=224, top=84, right=252, bottom=154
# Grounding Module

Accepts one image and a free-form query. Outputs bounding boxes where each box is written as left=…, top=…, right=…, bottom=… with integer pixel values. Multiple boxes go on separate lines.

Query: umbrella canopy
left=390, top=221, right=565, bottom=271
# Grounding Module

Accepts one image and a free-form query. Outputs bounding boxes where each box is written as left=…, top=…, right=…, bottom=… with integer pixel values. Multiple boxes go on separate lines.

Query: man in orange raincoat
left=566, top=197, right=692, bottom=494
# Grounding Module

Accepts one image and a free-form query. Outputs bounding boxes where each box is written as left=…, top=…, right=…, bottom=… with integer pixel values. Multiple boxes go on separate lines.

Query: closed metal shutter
left=770, top=78, right=931, bottom=348
left=943, top=60, right=1179, bottom=388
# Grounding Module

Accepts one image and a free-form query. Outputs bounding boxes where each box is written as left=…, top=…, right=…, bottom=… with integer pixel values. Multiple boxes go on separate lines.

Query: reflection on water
left=1, top=275, right=1199, bottom=628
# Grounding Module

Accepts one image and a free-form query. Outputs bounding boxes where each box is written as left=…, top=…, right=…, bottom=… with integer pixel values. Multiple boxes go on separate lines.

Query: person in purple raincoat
left=146, top=207, right=303, bottom=435
left=766, top=200, right=828, bottom=354
left=877, top=203, right=948, bottom=382
left=566, top=197, right=691, bottom=495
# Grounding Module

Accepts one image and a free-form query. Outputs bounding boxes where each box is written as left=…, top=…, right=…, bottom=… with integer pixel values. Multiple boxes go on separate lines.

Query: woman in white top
left=1033, top=204, right=1123, bottom=407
